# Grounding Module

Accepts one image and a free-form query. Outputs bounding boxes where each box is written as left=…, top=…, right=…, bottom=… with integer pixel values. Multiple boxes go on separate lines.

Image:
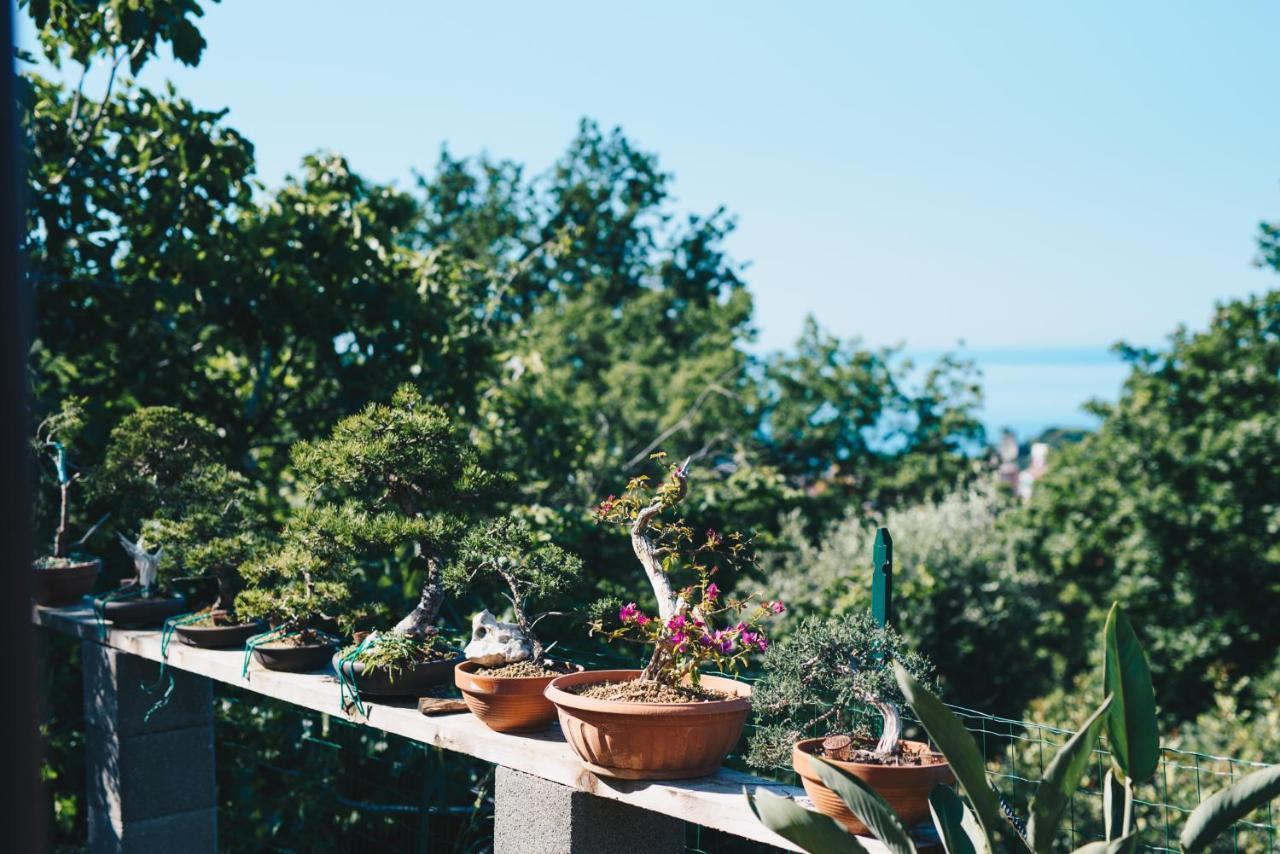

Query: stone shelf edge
left=34, top=599, right=894, bottom=853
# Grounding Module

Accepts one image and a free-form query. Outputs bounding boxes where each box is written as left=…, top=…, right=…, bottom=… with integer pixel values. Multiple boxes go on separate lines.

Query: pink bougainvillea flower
left=618, top=602, right=639, bottom=622
left=770, top=600, right=786, bottom=615
left=705, top=582, right=720, bottom=602
left=635, top=613, right=650, bottom=626
left=667, top=614, right=687, bottom=631
left=756, top=635, right=770, bottom=651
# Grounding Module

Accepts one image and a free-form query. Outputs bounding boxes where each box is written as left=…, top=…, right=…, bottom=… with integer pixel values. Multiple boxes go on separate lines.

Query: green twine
left=139, top=612, right=209, bottom=723
left=242, top=626, right=293, bottom=678
left=337, top=635, right=376, bottom=718
left=93, top=584, right=145, bottom=640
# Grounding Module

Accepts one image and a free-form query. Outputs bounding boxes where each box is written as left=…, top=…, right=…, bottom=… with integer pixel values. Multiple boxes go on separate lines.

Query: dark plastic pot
left=99, top=592, right=187, bottom=628
left=334, top=653, right=465, bottom=698
left=32, top=557, right=100, bottom=607
left=175, top=617, right=267, bottom=649
left=170, top=576, right=219, bottom=612
left=252, top=638, right=339, bottom=673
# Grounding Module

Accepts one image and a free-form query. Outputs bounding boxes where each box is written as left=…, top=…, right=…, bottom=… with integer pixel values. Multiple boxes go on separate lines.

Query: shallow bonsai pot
left=31, top=557, right=100, bottom=607
left=175, top=615, right=268, bottom=649
left=252, top=638, right=338, bottom=673
left=544, top=668, right=751, bottom=780
left=792, top=738, right=954, bottom=835
left=456, top=660, right=585, bottom=733
left=334, top=653, right=465, bottom=698
left=99, top=592, right=187, bottom=628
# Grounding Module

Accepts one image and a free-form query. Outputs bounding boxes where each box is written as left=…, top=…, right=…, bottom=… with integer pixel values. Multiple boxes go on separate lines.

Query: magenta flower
left=618, top=602, right=639, bottom=622
left=635, top=613, right=649, bottom=626
left=667, top=614, right=687, bottom=631
left=705, top=582, right=720, bottom=602
left=757, top=636, right=770, bottom=651
left=770, top=600, right=786, bottom=615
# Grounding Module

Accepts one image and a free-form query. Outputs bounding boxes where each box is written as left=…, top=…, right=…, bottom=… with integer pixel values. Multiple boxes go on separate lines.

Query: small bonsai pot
left=31, top=556, right=100, bottom=607
left=544, top=668, right=751, bottom=780
left=792, top=738, right=954, bottom=835
left=99, top=590, right=187, bottom=628
left=456, top=660, right=584, bottom=733
left=175, top=612, right=268, bottom=649
left=252, top=636, right=339, bottom=673
left=334, top=652, right=465, bottom=698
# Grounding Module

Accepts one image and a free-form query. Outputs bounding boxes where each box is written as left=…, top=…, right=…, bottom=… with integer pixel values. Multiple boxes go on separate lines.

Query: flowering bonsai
left=449, top=516, right=583, bottom=676
left=30, top=399, right=107, bottom=604
left=587, top=454, right=782, bottom=696
left=746, top=612, right=937, bottom=770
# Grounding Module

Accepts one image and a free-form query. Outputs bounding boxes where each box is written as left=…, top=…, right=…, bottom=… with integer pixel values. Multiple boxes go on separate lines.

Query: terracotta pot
left=175, top=616, right=267, bottom=649
left=545, top=668, right=751, bottom=780
left=252, top=638, right=338, bottom=673
left=31, top=557, right=100, bottom=607
left=99, top=592, right=187, bottom=628
left=456, top=660, right=585, bottom=733
left=792, top=738, right=954, bottom=835
left=334, top=653, right=464, bottom=698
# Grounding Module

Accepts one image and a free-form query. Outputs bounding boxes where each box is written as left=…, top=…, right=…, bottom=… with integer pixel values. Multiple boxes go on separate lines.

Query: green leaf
left=811, top=757, right=916, bottom=854
left=929, top=784, right=981, bottom=854
left=1071, top=835, right=1135, bottom=854
left=1103, top=603, right=1159, bottom=783
left=1179, top=763, right=1280, bottom=852
left=1102, top=768, right=1135, bottom=847
left=1027, top=695, right=1112, bottom=853
left=894, top=663, right=1018, bottom=851
left=745, top=787, right=868, bottom=854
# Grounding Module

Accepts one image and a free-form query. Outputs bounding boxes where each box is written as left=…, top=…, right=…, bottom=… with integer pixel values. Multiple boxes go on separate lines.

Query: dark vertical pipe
left=0, top=0, right=43, bottom=850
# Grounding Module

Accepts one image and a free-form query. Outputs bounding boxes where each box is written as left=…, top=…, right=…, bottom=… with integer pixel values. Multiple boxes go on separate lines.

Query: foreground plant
left=450, top=516, right=582, bottom=670
left=747, top=603, right=1280, bottom=853
left=590, top=454, right=781, bottom=690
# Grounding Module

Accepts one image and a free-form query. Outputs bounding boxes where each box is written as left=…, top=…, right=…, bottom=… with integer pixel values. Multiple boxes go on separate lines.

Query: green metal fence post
left=871, top=527, right=893, bottom=628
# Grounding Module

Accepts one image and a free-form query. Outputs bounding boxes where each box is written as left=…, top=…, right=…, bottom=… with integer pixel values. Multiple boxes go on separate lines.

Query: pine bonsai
left=589, top=454, right=782, bottom=691
left=450, top=516, right=583, bottom=670
left=239, top=385, right=497, bottom=644
left=746, top=612, right=936, bottom=771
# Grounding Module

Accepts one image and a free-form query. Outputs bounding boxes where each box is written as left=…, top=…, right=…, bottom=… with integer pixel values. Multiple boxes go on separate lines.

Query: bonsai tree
left=244, top=385, right=497, bottom=642
left=32, top=398, right=105, bottom=565
left=96, top=406, right=262, bottom=609
left=746, top=612, right=937, bottom=771
left=590, top=454, right=781, bottom=687
left=450, top=516, right=583, bottom=666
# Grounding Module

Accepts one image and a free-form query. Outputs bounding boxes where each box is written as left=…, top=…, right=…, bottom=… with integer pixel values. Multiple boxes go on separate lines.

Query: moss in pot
left=544, top=453, right=784, bottom=779
left=337, top=631, right=462, bottom=701
left=30, top=400, right=105, bottom=607
left=747, top=613, right=951, bottom=835
left=450, top=517, right=584, bottom=731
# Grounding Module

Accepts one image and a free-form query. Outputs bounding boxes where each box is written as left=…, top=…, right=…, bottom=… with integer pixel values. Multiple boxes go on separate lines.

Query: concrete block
left=495, top=766, right=685, bottom=854
left=82, top=641, right=213, bottom=736
left=90, top=807, right=218, bottom=854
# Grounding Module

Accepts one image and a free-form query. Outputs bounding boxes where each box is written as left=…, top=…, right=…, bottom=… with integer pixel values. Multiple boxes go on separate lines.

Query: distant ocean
left=905, top=347, right=1132, bottom=441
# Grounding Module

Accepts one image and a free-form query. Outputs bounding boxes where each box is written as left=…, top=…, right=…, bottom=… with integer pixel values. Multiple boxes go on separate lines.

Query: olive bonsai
left=450, top=516, right=583, bottom=673
left=747, top=612, right=937, bottom=771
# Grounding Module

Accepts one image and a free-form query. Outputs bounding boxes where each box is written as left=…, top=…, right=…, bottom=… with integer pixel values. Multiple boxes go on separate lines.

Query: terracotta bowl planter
left=456, top=660, right=585, bottom=733
left=792, top=738, right=954, bottom=835
left=99, top=592, right=187, bottom=628
left=31, top=557, right=100, bottom=607
left=252, top=638, right=338, bottom=673
left=334, top=653, right=464, bottom=698
left=545, top=668, right=751, bottom=780
left=175, top=616, right=268, bottom=649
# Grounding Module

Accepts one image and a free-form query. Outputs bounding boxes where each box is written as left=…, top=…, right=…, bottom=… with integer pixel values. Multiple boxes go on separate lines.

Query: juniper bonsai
left=242, top=385, right=498, bottom=639
left=450, top=516, right=583, bottom=664
left=746, top=612, right=936, bottom=770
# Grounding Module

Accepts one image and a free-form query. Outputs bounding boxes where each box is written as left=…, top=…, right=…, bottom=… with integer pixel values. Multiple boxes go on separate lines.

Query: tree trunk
left=634, top=463, right=689, bottom=683
left=394, top=548, right=444, bottom=637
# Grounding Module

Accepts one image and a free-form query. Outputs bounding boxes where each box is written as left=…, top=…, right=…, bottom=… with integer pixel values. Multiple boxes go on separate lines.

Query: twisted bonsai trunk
left=389, top=484, right=445, bottom=638
left=868, top=695, right=902, bottom=757
left=636, top=460, right=689, bottom=683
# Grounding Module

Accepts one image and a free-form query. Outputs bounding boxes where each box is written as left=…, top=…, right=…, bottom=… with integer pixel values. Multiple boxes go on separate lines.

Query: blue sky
left=17, top=2, right=1280, bottom=429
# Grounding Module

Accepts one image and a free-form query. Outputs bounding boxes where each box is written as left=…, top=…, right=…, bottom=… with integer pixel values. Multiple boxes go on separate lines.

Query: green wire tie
left=140, top=612, right=208, bottom=724
left=242, top=627, right=293, bottom=678
left=337, top=635, right=376, bottom=719
left=93, top=584, right=145, bottom=641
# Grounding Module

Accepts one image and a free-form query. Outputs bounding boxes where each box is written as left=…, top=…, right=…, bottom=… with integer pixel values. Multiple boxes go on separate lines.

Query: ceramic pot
left=31, top=557, right=100, bottom=607
left=175, top=615, right=267, bottom=649
left=456, top=660, right=584, bottom=733
left=544, top=668, right=751, bottom=780
left=792, top=738, right=954, bottom=835
left=252, top=638, right=338, bottom=672
left=99, top=592, right=187, bottom=628
left=334, top=653, right=464, bottom=698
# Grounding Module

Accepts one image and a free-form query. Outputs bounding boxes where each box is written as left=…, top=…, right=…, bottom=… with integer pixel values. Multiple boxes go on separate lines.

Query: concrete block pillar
left=82, top=642, right=217, bottom=853
left=494, top=766, right=685, bottom=854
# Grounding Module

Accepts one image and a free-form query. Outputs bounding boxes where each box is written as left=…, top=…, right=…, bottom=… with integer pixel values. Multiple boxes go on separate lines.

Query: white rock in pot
left=118, top=533, right=162, bottom=593
left=464, top=609, right=532, bottom=666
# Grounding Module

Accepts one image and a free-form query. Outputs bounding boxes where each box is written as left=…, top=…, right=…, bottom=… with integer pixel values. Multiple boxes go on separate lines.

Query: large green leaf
left=1102, top=768, right=1136, bottom=849
left=1103, top=604, right=1159, bottom=784
left=1179, top=763, right=1280, bottom=852
left=894, top=663, right=1019, bottom=851
left=929, top=784, right=981, bottom=854
left=745, top=787, right=868, bottom=854
left=1027, top=696, right=1113, bottom=853
left=812, top=757, right=917, bottom=854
